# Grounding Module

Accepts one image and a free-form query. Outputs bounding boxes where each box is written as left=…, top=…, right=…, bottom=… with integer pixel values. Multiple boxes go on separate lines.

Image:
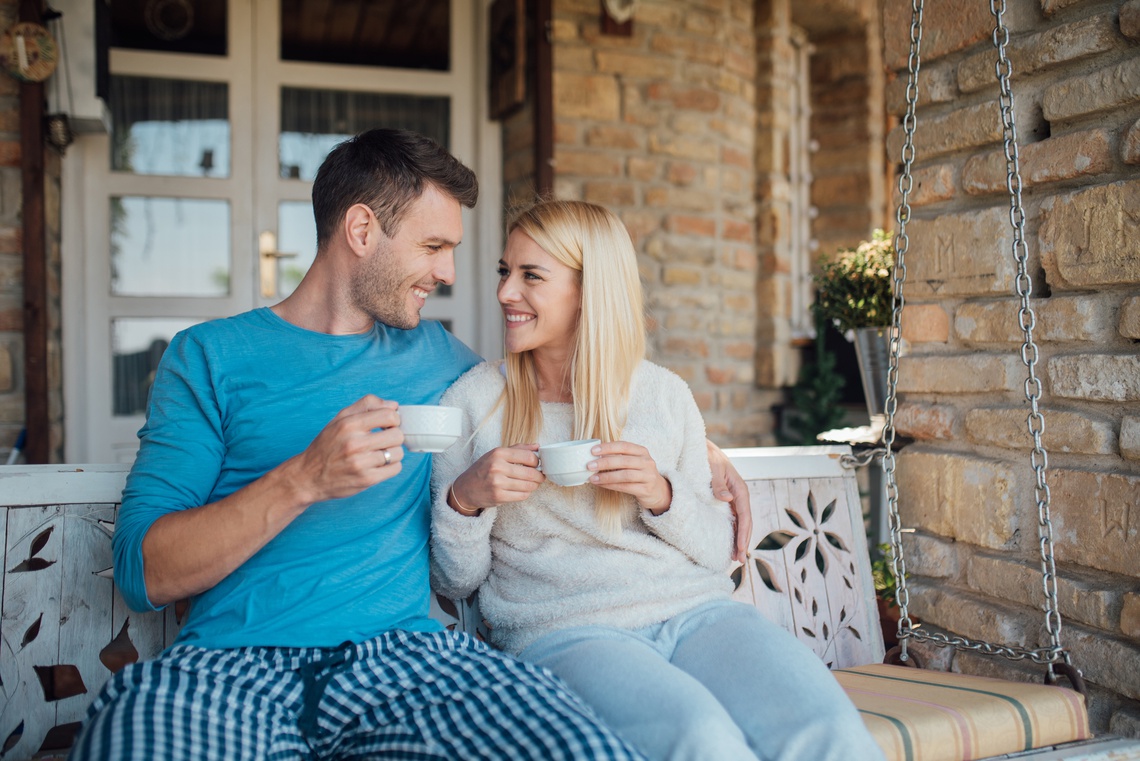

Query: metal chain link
left=879, top=0, right=1072, bottom=671
left=881, top=0, right=923, bottom=663
left=990, top=0, right=1069, bottom=672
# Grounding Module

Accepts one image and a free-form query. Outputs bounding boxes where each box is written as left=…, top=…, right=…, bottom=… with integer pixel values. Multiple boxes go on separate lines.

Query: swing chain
left=880, top=0, right=1072, bottom=672
left=880, top=0, right=923, bottom=662
left=990, top=0, right=1068, bottom=670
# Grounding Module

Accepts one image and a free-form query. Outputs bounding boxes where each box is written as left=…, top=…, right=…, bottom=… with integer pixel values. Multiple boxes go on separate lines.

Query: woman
left=430, top=200, right=883, bottom=761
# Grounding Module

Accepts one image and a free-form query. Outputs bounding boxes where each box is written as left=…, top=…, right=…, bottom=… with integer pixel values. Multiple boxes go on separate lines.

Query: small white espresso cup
left=538, top=439, right=601, bottom=487
left=399, top=405, right=463, bottom=453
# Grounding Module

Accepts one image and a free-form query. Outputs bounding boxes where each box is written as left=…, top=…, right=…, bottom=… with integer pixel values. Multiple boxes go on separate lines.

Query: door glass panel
left=279, top=88, right=449, bottom=181
left=110, top=76, right=230, bottom=177
left=277, top=201, right=317, bottom=297
left=111, top=0, right=227, bottom=55
left=280, top=0, right=449, bottom=70
left=111, top=197, right=232, bottom=297
left=112, top=317, right=199, bottom=416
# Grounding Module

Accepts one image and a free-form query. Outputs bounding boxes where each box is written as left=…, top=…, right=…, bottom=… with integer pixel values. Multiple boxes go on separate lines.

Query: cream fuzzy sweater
left=430, top=360, right=734, bottom=655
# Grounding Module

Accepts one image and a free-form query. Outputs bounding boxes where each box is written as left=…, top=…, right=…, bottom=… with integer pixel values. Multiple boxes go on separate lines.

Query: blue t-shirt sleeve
left=113, top=329, right=226, bottom=612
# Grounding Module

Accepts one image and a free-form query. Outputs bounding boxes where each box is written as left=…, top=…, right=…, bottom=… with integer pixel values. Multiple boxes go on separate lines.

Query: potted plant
left=812, top=229, right=895, bottom=418
left=871, top=542, right=906, bottom=648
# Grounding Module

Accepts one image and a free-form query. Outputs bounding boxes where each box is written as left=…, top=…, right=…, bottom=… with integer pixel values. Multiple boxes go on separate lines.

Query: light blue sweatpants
left=519, top=599, right=885, bottom=761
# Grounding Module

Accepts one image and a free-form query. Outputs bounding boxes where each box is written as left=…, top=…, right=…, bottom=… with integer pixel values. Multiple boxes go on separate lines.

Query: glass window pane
left=280, top=0, right=449, bottom=71
left=111, top=0, right=227, bottom=56
left=277, top=202, right=317, bottom=297
left=110, top=76, right=230, bottom=177
left=112, top=318, right=200, bottom=416
left=279, top=88, right=449, bottom=181
left=111, top=197, right=231, bottom=297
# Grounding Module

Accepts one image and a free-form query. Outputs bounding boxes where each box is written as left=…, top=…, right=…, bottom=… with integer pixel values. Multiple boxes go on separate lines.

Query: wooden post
left=533, top=0, right=553, bottom=196
left=19, top=0, right=48, bottom=463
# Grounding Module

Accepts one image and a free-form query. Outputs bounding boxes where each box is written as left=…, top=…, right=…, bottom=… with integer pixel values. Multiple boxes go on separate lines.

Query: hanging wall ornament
left=0, top=22, right=59, bottom=83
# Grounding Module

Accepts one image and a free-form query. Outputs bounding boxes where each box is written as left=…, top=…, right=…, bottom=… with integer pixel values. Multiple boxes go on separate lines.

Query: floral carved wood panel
left=1, top=504, right=181, bottom=760
left=731, top=476, right=884, bottom=669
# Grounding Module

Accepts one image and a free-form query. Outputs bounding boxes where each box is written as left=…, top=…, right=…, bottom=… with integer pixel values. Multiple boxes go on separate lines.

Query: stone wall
left=548, top=0, right=780, bottom=444
left=884, top=0, right=1140, bottom=735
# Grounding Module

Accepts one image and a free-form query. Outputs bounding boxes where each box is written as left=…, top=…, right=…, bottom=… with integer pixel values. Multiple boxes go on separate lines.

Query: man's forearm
left=140, top=461, right=313, bottom=606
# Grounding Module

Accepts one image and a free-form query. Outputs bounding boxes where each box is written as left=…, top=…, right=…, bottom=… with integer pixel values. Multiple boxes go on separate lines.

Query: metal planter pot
left=853, top=327, right=891, bottom=417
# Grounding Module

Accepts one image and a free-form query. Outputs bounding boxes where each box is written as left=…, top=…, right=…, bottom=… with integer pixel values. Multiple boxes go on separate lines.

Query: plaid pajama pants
left=70, top=629, right=646, bottom=760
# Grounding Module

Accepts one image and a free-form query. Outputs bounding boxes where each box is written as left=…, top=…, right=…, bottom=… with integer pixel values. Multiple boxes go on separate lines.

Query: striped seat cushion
left=836, top=664, right=1090, bottom=761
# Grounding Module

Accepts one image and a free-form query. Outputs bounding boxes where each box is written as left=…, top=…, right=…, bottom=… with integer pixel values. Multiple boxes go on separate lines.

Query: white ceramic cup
left=399, top=405, right=463, bottom=453
left=538, top=438, right=601, bottom=487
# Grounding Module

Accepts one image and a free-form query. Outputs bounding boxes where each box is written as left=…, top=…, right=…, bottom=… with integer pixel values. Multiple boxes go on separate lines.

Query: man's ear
left=344, top=203, right=378, bottom=257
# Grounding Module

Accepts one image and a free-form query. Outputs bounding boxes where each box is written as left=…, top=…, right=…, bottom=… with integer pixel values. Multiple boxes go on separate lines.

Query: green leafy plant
left=870, top=542, right=901, bottom=605
left=779, top=309, right=847, bottom=446
left=814, top=229, right=895, bottom=333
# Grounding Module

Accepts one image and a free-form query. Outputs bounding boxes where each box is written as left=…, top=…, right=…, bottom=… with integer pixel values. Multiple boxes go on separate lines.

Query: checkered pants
left=71, top=629, right=646, bottom=760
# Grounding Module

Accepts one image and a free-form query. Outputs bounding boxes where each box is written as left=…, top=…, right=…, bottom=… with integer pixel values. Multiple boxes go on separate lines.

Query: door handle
left=258, top=231, right=297, bottom=298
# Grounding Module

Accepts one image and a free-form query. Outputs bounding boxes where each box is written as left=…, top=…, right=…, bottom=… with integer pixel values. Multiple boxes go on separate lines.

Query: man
left=73, top=129, right=748, bottom=760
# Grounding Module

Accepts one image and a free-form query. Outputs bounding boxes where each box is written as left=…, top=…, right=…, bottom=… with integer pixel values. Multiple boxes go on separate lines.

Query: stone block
left=583, top=181, right=636, bottom=207
left=0, top=253, right=18, bottom=291
left=895, top=403, right=955, bottom=440
left=965, top=406, right=1115, bottom=455
left=1064, top=623, right=1140, bottom=701
left=1042, top=57, right=1140, bottom=124
left=1123, top=593, right=1140, bottom=640
left=955, top=295, right=1115, bottom=344
left=962, top=129, right=1114, bottom=195
left=596, top=50, right=673, bottom=79
left=586, top=124, right=642, bottom=150
left=666, top=214, right=715, bottom=237
left=627, top=156, right=661, bottom=182
left=899, top=207, right=1017, bottom=298
left=1039, top=182, right=1140, bottom=289
left=1110, top=705, right=1140, bottom=741
left=886, top=101, right=1003, bottom=162
left=1051, top=468, right=1140, bottom=578
left=1040, top=0, right=1086, bottom=17
left=1126, top=118, right=1140, bottom=165
left=1121, top=416, right=1140, bottom=461
left=902, top=304, right=950, bottom=343
left=1049, top=354, right=1140, bottom=402
left=900, top=529, right=961, bottom=579
left=554, top=46, right=595, bottom=73
left=895, top=448, right=1020, bottom=549
left=552, top=148, right=623, bottom=177
left=662, top=265, right=704, bottom=286
left=552, top=72, right=619, bottom=121
left=899, top=164, right=955, bottom=208
left=967, top=551, right=1129, bottom=633
left=886, top=61, right=958, bottom=116
left=662, top=337, right=710, bottom=359
left=648, top=133, right=719, bottom=163
left=957, top=14, right=1119, bottom=94
left=883, top=0, right=992, bottom=71
left=897, top=354, right=1023, bottom=394
left=1122, top=0, right=1140, bottom=41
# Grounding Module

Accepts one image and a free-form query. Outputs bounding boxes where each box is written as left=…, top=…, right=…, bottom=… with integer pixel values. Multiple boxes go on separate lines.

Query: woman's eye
left=496, top=267, right=508, bottom=277
left=524, top=272, right=541, bottom=281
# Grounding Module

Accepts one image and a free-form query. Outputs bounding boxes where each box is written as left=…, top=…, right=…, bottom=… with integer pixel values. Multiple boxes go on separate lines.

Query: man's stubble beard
left=352, top=239, right=419, bottom=331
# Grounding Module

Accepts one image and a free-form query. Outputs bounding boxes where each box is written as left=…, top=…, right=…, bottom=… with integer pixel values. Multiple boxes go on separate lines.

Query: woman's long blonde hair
left=499, top=200, right=647, bottom=533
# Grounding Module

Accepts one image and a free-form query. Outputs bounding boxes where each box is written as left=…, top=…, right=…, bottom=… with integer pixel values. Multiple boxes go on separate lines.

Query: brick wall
left=548, top=0, right=780, bottom=444
left=884, top=0, right=1140, bottom=735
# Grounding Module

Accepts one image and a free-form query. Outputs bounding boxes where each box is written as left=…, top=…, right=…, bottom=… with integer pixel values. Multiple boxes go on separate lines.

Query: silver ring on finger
left=383, top=448, right=392, bottom=466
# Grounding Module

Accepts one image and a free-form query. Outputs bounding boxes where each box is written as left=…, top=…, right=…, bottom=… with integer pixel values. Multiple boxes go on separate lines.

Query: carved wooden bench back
left=0, top=447, right=882, bottom=759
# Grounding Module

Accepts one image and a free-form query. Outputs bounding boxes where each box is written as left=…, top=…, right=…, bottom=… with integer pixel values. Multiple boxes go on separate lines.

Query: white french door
left=63, top=0, right=502, bottom=463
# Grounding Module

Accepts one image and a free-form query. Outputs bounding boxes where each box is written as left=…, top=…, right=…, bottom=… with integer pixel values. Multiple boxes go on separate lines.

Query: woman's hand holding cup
left=451, top=444, right=545, bottom=513
left=587, top=441, right=672, bottom=515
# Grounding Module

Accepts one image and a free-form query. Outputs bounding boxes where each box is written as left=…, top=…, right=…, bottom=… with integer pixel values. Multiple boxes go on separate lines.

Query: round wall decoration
left=0, top=22, right=58, bottom=83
